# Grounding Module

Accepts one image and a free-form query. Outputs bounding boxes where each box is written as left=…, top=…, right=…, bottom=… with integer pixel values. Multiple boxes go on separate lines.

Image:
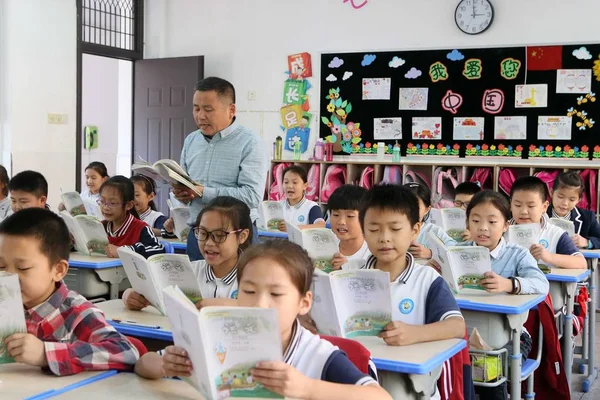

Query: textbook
left=311, top=269, right=392, bottom=338
left=507, top=223, right=541, bottom=249
left=549, top=218, right=575, bottom=237
left=163, top=286, right=283, bottom=400
left=61, top=191, right=87, bottom=216
left=429, top=232, right=492, bottom=293
left=118, top=247, right=202, bottom=315
left=440, top=208, right=467, bottom=243
left=428, top=207, right=442, bottom=227
left=287, top=224, right=339, bottom=274
left=257, top=201, right=285, bottom=231
left=60, top=211, right=109, bottom=256
left=132, top=158, right=201, bottom=197
left=0, top=273, right=27, bottom=364
left=168, top=200, right=191, bottom=241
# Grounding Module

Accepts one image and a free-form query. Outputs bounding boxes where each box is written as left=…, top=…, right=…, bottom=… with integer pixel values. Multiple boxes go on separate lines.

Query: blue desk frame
left=68, top=258, right=122, bottom=269
left=25, top=370, right=118, bottom=400
left=580, top=251, right=599, bottom=392
left=108, top=321, right=173, bottom=342
left=257, top=230, right=289, bottom=239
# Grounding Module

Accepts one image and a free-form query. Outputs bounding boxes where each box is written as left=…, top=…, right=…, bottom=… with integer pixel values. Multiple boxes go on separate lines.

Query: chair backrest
left=161, top=240, right=174, bottom=254
left=381, top=166, right=403, bottom=185
left=306, top=164, right=320, bottom=201
left=359, top=166, right=374, bottom=189
left=470, top=167, right=492, bottom=190
left=432, top=167, right=461, bottom=208
left=321, top=165, right=347, bottom=203
left=269, top=163, right=292, bottom=201
left=320, top=335, right=371, bottom=374
left=125, top=335, right=148, bottom=357
left=498, top=168, right=518, bottom=196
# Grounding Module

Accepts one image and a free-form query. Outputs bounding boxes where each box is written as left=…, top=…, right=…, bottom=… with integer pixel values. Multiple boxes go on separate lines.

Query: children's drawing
left=494, top=116, right=527, bottom=140
left=215, top=342, right=227, bottom=364
left=412, top=117, right=442, bottom=140
left=362, top=78, right=391, bottom=100
left=374, top=118, right=402, bottom=140
left=399, top=88, right=428, bottom=110
left=515, top=84, right=548, bottom=108
left=453, top=118, right=485, bottom=141
left=538, top=116, right=572, bottom=140
left=556, top=69, right=592, bottom=94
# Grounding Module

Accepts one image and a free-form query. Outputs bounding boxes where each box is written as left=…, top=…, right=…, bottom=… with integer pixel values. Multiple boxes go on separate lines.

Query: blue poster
left=285, top=127, right=310, bottom=153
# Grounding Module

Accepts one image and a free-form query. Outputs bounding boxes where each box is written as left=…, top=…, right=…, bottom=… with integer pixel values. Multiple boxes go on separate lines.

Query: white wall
left=144, top=0, right=600, bottom=156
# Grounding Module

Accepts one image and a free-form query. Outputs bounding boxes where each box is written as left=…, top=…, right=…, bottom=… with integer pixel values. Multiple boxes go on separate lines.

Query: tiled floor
left=571, top=313, right=600, bottom=399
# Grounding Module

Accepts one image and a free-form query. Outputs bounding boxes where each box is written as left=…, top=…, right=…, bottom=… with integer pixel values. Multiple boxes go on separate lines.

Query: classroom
left=1, top=0, right=600, bottom=399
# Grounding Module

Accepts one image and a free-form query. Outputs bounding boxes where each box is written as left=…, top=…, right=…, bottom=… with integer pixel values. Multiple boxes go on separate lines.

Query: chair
left=161, top=240, right=175, bottom=254
left=320, top=335, right=371, bottom=375
left=125, top=335, right=148, bottom=357
left=520, top=322, right=543, bottom=399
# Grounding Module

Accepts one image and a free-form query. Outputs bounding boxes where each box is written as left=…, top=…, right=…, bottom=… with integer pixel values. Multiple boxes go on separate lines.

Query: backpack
left=432, top=167, right=462, bottom=209
left=305, top=164, right=320, bottom=201
left=381, top=166, right=403, bottom=185
left=404, top=169, right=432, bottom=188
left=359, top=166, right=374, bottom=189
left=534, top=170, right=560, bottom=201
left=499, top=168, right=518, bottom=196
left=269, top=162, right=292, bottom=201
left=469, top=167, right=492, bottom=190
left=579, top=169, right=598, bottom=211
left=321, top=165, right=347, bottom=203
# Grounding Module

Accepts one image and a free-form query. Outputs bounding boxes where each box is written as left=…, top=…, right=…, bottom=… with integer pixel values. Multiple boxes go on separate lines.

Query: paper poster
left=362, top=78, right=391, bottom=100
left=399, top=88, right=428, bottom=110
left=538, top=116, right=572, bottom=140
left=556, top=69, right=592, bottom=94
left=515, top=84, right=548, bottom=108
left=412, top=117, right=442, bottom=140
left=374, top=118, right=402, bottom=140
left=453, top=118, right=484, bottom=141
left=494, top=116, right=527, bottom=140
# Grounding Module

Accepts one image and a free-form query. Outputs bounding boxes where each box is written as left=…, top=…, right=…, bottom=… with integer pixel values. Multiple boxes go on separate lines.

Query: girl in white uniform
left=278, top=165, right=325, bottom=231
left=131, top=175, right=167, bottom=236
left=58, top=161, right=108, bottom=219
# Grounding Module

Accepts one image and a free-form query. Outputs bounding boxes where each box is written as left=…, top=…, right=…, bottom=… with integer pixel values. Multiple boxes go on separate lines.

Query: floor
left=571, top=312, right=600, bottom=399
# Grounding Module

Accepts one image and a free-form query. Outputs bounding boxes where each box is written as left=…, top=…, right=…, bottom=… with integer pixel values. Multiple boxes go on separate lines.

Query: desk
left=455, top=292, right=546, bottom=400
left=0, top=363, right=116, bottom=400
left=257, top=230, right=288, bottom=239
left=96, top=300, right=172, bottom=342
left=581, top=250, right=600, bottom=392
left=163, top=238, right=187, bottom=253
left=68, top=253, right=127, bottom=300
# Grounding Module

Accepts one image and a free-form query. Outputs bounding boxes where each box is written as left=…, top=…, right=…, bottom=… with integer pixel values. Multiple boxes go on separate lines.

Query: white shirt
left=191, top=260, right=239, bottom=299
left=80, top=190, right=102, bottom=219
left=139, top=208, right=165, bottom=229
left=0, top=197, right=12, bottom=221
left=343, top=240, right=371, bottom=263
left=283, top=196, right=324, bottom=226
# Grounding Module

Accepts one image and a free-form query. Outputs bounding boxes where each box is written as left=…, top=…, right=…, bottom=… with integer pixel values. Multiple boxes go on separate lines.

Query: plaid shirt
left=25, top=282, right=139, bottom=376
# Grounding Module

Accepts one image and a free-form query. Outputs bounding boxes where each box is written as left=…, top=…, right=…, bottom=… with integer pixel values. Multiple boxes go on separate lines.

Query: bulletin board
left=319, top=44, right=600, bottom=159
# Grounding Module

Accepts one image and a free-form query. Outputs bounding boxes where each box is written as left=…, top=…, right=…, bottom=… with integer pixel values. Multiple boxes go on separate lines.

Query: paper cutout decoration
left=500, top=58, right=521, bottom=80
left=362, top=78, right=391, bottom=100
left=527, top=46, right=562, bottom=70
left=361, top=54, right=377, bottom=66
left=462, top=58, right=482, bottom=80
left=321, top=87, right=362, bottom=154
left=567, top=108, right=595, bottom=130
left=412, top=117, right=442, bottom=140
left=466, top=143, right=523, bottom=157
left=328, top=57, right=344, bottom=68
left=573, top=47, right=592, bottom=60
left=407, top=143, right=460, bottom=156
left=594, top=56, right=600, bottom=82
left=344, top=0, right=369, bottom=10
left=280, top=104, right=304, bottom=129
left=405, top=67, right=422, bottom=79
left=325, top=74, right=337, bottom=82
left=429, top=62, right=449, bottom=82
left=482, top=89, right=505, bottom=114
left=389, top=57, right=406, bottom=68
left=399, top=88, right=428, bottom=111
left=529, top=144, right=588, bottom=159
left=494, top=116, right=527, bottom=140
left=442, top=90, right=463, bottom=114
left=538, top=116, right=572, bottom=140
left=577, top=92, right=597, bottom=106
left=453, top=118, right=484, bottom=141
left=447, top=49, right=465, bottom=62
left=374, top=118, right=403, bottom=140
left=288, top=53, right=312, bottom=79
left=342, top=71, right=353, bottom=81
left=515, top=84, right=548, bottom=108
left=556, top=69, right=592, bottom=94
left=284, top=127, right=310, bottom=153
left=283, top=79, right=307, bottom=105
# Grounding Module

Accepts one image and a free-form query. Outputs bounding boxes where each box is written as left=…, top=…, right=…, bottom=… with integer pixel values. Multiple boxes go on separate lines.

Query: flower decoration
left=321, top=87, right=360, bottom=153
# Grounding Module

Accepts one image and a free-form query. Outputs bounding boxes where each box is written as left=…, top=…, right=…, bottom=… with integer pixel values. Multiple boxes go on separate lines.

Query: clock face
left=455, top=0, right=494, bottom=35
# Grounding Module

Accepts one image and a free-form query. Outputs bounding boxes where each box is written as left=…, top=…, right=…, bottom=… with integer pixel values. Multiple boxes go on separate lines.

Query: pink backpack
left=499, top=168, right=518, bottom=196
left=381, top=166, right=403, bottom=185
left=470, top=168, right=492, bottom=190
left=405, top=170, right=432, bottom=188
left=534, top=170, right=560, bottom=201
left=321, top=165, right=347, bottom=203
left=432, top=167, right=462, bottom=208
left=306, top=164, right=320, bottom=201
left=269, top=162, right=292, bottom=201
left=359, top=167, right=374, bottom=189
left=579, top=169, right=598, bottom=211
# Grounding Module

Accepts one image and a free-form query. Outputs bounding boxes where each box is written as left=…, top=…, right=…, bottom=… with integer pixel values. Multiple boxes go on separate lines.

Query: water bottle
left=377, top=142, right=386, bottom=161
left=274, top=136, right=283, bottom=160
left=392, top=141, right=401, bottom=162
left=314, top=138, right=325, bottom=161
left=293, top=140, right=302, bottom=160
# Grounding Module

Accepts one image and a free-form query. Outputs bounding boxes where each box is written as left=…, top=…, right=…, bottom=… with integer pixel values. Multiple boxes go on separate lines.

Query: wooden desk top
left=96, top=300, right=171, bottom=330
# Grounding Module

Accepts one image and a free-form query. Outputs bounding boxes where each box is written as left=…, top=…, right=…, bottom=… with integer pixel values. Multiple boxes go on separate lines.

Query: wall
left=144, top=0, right=600, bottom=156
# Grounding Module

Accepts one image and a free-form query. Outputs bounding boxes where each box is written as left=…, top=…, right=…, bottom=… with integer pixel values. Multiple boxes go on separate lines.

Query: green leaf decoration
left=341, top=127, right=348, bottom=133
left=335, top=98, right=342, bottom=107
left=321, top=116, right=330, bottom=125
left=336, top=87, right=340, bottom=92
left=336, top=109, right=346, bottom=117
left=346, top=103, right=352, bottom=114
left=332, top=116, right=341, bottom=126
left=354, top=122, right=360, bottom=129
left=341, top=100, right=348, bottom=108
left=325, top=135, right=334, bottom=143
left=352, top=137, right=362, bottom=144
left=329, top=88, right=335, bottom=94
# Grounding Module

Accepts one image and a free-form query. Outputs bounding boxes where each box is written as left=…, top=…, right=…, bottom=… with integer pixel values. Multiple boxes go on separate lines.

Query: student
left=8, top=170, right=49, bottom=212
left=0, top=208, right=139, bottom=375
left=454, top=181, right=481, bottom=210
left=131, top=175, right=167, bottom=236
left=98, top=175, right=165, bottom=258
left=59, top=162, right=108, bottom=219
left=510, top=176, right=586, bottom=269
left=547, top=171, right=600, bottom=249
left=328, top=185, right=371, bottom=270
left=136, top=239, right=392, bottom=400
left=0, top=164, right=11, bottom=221
left=123, top=196, right=251, bottom=311
left=464, top=190, right=549, bottom=294
left=278, top=165, right=325, bottom=232
left=405, top=182, right=457, bottom=260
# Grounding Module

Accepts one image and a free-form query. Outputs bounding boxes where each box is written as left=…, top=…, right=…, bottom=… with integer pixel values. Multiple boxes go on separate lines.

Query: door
left=133, top=56, right=204, bottom=215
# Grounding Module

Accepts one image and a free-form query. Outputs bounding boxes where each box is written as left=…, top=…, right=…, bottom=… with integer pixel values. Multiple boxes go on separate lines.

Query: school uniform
left=283, top=196, right=324, bottom=226
left=103, top=213, right=165, bottom=258
left=139, top=208, right=167, bottom=230
left=417, top=222, right=458, bottom=249
left=0, top=196, right=12, bottom=221
left=80, top=190, right=102, bottom=219
left=340, top=240, right=372, bottom=271
left=192, top=260, right=239, bottom=300
left=547, top=205, right=600, bottom=249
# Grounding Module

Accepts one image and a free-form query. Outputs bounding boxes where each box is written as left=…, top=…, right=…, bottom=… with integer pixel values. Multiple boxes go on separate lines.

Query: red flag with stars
left=527, top=46, right=563, bottom=70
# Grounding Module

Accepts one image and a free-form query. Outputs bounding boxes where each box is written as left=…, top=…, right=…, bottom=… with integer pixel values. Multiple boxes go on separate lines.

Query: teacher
left=173, top=77, right=268, bottom=260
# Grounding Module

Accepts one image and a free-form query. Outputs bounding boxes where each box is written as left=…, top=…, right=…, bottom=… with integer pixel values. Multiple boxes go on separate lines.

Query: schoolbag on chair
left=269, top=162, right=292, bottom=201
left=306, top=164, right=320, bottom=201
left=432, top=167, right=462, bottom=209
left=321, top=165, right=347, bottom=203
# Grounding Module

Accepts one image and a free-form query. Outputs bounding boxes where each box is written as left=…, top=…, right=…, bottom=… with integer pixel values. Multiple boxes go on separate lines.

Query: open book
left=257, top=201, right=285, bottom=231
left=0, top=273, right=27, bottom=364
left=132, top=158, right=201, bottom=197
left=311, top=269, right=392, bottom=338
left=549, top=218, right=575, bottom=237
left=287, top=224, right=339, bottom=274
left=429, top=232, right=492, bottom=293
left=61, top=191, right=87, bottom=216
left=168, top=200, right=191, bottom=241
left=118, top=247, right=203, bottom=315
left=163, top=286, right=283, bottom=400
left=60, top=211, right=109, bottom=255
left=440, top=208, right=467, bottom=243
left=428, top=208, right=442, bottom=227
left=507, top=223, right=547, bottom=273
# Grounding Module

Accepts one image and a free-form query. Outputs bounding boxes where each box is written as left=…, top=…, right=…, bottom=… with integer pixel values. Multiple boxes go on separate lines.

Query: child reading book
left=58, top=162, right=108, bottom=219
left=278, top=165, right=325, bottom=232
left=405, top=182, right=457, bottom=260
left=123, top=196, right=251, bottom=311
left=510, top=176, right=586, bottom=269
left=136, top=239, right=392, bottom=400
left=0, top=164, right=11, bottom=221
left=98, top=176, right=165, bottom=258
left=327, top=185, right=371, bottom=270
left=8, top=170, right=49, bottom=212
left=0, top=208, right=139, bottom=375
left=547, top=171, right=600, bottom=249
left=131, top=175, right=167, bottom=235
left=454, top=181, right=481, bottom=241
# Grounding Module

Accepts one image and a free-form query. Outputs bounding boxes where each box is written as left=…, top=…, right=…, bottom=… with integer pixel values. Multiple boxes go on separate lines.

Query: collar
left=283, top=319, right=302, bottom=363
left=364, top=253, right=415, bottom=284
left=139, top=208, right=153, bottom=221
left=509, top=216, right=546, bottom=230
left=286, top=195, right=307, bottom=210
left=106, top=213, right=135, bottom=237
left=209, top=117, right=238, bottom=140
left=551, top=208, right=572, bottom=221
left=25, top=282, right=68, bottom=322
left=489, top=237, right=506, bottom=259
left=205, top=263, right=238, bottom=285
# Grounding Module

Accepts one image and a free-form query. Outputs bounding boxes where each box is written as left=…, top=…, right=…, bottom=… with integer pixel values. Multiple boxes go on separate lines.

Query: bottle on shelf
left=274, top=136, right=283, bottom=160
left=293, top=140, right=302, bottom=160
left=314, top=138, right=324, bottom=161
left=392, top=141, right=401, bottom=162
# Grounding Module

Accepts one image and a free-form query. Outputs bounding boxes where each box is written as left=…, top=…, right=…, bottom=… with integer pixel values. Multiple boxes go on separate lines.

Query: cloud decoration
left=328, top=57, right=344, bottom=68
left=404, top=67, right=422, bottom=79
left=573, top=46, right=592, bottom=60
left=361, top=54, right=377, bottom=66
left=446, top=49, right=465, bottom=62
left=326, top=74, right=338, bottom=82
left=342, top=71, right=353, bottom=81
left=389, top=56, right=406, bottom=68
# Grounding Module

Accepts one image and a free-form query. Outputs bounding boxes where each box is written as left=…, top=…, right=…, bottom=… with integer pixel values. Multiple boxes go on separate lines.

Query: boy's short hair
left=553, top=171, right=585, bottom=197
left=359, top=184, right=420, bottom=228
left=510, top=176, right=548, bottom=202
left=0, top=208, right=71, bottom=265
left=282, top=165, right=308, bottom=183
left=327, top=184, right=367, bottom=211
left=237, top=239, right=313, bottom=295
left=8, top=170, right=48, bottom=197
left=455, top=182, right=482, bottom=196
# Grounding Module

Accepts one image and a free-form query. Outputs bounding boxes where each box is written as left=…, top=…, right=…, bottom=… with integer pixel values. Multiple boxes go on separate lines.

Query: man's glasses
left=193, top=227, right=242, bottom=243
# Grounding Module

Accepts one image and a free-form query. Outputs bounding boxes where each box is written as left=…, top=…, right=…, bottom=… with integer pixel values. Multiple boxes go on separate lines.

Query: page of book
left=171, top=207, right=191, bottom=241
left=118, top=248, right=166, bottom=314
left=61, top=211, right=91, bottom=255
left=507, top=223, right=541, bottom=249
left=258, top=201, right=285, bottom=231
left=310, top=274, right=343, bottom=336
left=61, top=192, right=87, bottom=216
left=75, top=215, right=109, bottom=254
left=441, top=208, right=467, bottom=243
left=302, top=229, right=339, bottom=274
left=148, top=254, right=202, bottom=304
left=549, top=218, right=575, bottom=237
left=428, top=232, right=454, bottom=289
left=446, top=246, right=491, bottom=291
left=428, top=208, right=442, bottom=227
left=0, top=273, right=27, bottom=364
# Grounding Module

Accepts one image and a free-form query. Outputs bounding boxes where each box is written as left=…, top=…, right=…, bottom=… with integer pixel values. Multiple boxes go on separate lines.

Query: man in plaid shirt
left=1, top=208, right=139, bottom=375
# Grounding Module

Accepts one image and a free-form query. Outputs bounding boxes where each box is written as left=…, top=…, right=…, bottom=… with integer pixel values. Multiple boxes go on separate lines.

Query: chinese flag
left=526, top=46, right=562, bottom=70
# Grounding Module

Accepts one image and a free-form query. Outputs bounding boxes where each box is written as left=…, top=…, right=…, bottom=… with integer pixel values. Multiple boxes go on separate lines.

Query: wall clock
left=455, top=0, right=494, bottom=35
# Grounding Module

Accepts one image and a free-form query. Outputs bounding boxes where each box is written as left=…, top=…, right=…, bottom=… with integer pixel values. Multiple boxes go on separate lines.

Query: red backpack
left=432, top=167, right=462, bottom=209
left=321, top=165, right=347, bottom=203
left=499, top=168, right=518, bottom=196
left=359, top=166, right=374, bottom=189
left=381, top=166, right=403, bottom=185
left=269, top=163, right=292, bottom=201
left=534, top=170, right=560, bottom=201
left=306, top=164, right=320, bottom=201
left=579, top=169, right=598, bottom=211
left=469, top=168, right=492, bottom=190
